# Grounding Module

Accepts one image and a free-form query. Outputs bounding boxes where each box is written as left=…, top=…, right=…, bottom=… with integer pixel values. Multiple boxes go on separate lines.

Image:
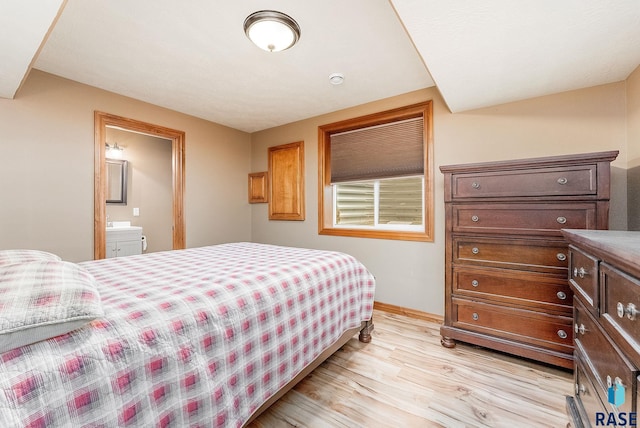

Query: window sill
left=319, top=226, right=433, bottom=242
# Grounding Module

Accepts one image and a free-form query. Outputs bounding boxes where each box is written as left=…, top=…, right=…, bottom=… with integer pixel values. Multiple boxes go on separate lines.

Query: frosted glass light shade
left=244, top=10, right=300, bottom=52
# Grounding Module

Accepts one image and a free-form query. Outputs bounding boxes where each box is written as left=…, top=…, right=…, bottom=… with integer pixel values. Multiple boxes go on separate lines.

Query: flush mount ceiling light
left=244, top=10, right=301, bottom=52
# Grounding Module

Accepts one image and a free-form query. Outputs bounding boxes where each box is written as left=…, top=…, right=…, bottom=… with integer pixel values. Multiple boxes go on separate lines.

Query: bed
left=0, top=242, right=375, bottom=427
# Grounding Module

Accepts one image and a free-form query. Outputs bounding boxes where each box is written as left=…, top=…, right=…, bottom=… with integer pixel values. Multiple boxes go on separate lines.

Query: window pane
left=379, top=177, right=423, bottom=225
left=335, top=182, right=375, bottom=226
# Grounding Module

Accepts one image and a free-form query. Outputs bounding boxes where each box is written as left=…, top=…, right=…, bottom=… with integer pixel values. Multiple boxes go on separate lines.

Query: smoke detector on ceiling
left=329, top=73, right=345, bottom=85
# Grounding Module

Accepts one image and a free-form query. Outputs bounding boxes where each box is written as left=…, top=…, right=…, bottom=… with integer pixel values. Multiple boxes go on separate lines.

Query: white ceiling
left=0, top=0, right=65, bottom=99
left=391, top=0, right=640, bottom=113
left=2, top=1, right=639, bottom=133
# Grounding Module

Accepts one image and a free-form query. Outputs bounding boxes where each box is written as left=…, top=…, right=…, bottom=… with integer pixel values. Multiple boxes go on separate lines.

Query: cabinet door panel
left=117, top=240, right=142, bottom=257
left=106, top=242, right=118, bottom=259
left=268, top=141, right=305, bottom=221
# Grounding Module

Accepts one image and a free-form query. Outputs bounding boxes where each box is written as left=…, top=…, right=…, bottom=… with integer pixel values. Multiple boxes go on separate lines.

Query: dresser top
left=562, top=229, right=640, bottom=276
left=440, top=150, right=619, bottom=174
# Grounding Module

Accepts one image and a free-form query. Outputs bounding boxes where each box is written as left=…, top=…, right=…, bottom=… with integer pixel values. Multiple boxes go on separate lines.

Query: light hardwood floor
left=249, top=309, right=573, bottom=428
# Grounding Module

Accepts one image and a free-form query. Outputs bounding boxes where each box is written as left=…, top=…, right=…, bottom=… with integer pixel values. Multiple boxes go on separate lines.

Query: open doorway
left=94, top=111, right=185, bottom=260
left=105, top=127, right=173, bottom=253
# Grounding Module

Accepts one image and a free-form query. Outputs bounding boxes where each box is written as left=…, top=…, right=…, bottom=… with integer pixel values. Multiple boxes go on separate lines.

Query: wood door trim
left=94, top=111, right=185, bottom=259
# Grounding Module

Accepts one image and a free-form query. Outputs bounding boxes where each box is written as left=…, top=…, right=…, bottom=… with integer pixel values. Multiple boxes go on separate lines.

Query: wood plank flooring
left=248, top=309, right=573, bottom=427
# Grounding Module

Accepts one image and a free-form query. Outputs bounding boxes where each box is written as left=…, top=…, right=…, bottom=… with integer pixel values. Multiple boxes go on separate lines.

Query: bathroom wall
left=105, top=128, right=173, bottom=253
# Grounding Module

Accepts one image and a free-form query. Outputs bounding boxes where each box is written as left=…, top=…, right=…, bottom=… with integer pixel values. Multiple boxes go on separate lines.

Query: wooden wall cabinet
left=268, top=141, right=305, bottom=221
left=440, top=150, right=618, bottom=369
left=248, top=171, right=268, bottom=203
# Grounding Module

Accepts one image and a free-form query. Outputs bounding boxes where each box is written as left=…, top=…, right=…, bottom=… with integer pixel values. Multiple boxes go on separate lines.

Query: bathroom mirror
left=106, top=159, right=128, bottom=204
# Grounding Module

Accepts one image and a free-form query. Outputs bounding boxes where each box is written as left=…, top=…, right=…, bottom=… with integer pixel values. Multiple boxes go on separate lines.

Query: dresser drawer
left=452, top=298, right=573, bottom=353
left=451, top=165, right=597, bottom=199
left=575, top=354, right=608, bottom=424
left=600, top=263, right=640, bottom=360
left=574, top=298, right=636, bottom=414
left=568, top=245, right=600, bottom=311
left=453, top=237, right=568, bottom=273
left=453, top=266, right=572, bottom=313
left=452, top=203, right=596, bottom=236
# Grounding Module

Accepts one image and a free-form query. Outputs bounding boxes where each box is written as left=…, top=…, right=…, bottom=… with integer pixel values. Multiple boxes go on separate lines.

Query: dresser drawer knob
left=573, top=267, right=587, bottom=278
left=471, top=247, right=480, bottom=255
left=574, top=323, right=586, bottom=335
left=557, top=291, right=567, bottom=300
left=557, top=253, right=567, bottom=262
left=617, top=301, right=640, bottom=320
left=472, top=313, right=479, bottom=321
left=606, top=376, right=622, bottom=389
left=471, top=280, right=479, bottom=287
left=471, top=182, right=480, bottom=189
left=617, top=302, right=625, bottom=318
left=557, top=177, right=568, bottom=185
left=471, top=215, right=479, bottom=222
left=556, top=216, right=567, bottom=224
left=626, top=303, right=638, bottom=321
left=557, top=329, right=568, bottom=339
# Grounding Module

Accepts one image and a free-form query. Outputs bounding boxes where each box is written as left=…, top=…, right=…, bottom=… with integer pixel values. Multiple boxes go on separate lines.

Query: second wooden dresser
left=563, top=230, right=640, bottom=426
left=440, top=150, right=618, bottom=369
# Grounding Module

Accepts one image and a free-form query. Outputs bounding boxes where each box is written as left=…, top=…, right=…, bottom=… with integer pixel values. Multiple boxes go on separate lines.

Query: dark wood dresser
left=563, top=230, right=640, bottom=427
left=440, top=151, right=618, bottom=369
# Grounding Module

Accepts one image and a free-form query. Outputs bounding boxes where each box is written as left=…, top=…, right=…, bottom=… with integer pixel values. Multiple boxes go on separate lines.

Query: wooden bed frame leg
left=359, top=317, right=374, bottom=343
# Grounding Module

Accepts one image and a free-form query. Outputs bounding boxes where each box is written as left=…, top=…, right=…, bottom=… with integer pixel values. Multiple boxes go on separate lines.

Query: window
left=318, top=101, right=434, bottom=241
left=334, top=176, right=424, bottom=230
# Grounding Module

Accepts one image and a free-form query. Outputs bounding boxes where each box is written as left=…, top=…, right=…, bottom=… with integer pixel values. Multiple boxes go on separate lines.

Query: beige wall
left=251, top=83, right=628, bottom=316
left=105, top=128, right=173, bottom=253
left=0, top=70, right=252, bottom=261
left=1, top=69, right=632, bottom=315
left=627, top=65, right=640, bottom=230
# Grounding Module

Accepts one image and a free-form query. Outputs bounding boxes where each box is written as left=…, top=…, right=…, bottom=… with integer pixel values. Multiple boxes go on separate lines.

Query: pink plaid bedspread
left=0, top=243, right=375, bottom=427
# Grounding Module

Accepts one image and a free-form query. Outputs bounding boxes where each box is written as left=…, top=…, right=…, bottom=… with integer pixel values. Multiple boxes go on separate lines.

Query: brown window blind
left=330, top=117, right=424, bottom=183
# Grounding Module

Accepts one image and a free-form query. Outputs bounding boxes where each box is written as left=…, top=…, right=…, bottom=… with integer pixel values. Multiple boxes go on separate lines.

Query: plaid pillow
left=0, top=249, right=61, bottom=267
left=0, top=260, right=104, bottom=353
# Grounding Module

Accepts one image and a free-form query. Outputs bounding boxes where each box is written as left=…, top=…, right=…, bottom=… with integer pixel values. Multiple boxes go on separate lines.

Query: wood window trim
left=317, top=101, right=434, bottom=242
